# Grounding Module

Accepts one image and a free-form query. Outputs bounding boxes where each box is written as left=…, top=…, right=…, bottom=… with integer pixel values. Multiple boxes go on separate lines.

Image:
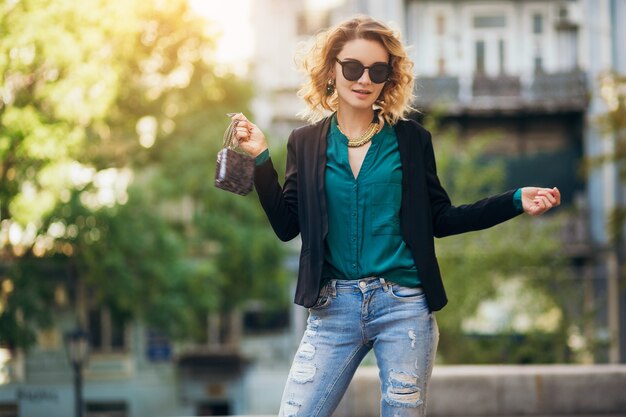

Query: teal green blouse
left=320, top=115, right=420, bottom=287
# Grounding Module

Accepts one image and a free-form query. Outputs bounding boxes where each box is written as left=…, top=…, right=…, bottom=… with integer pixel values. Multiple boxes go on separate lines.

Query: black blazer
left=254, top=116, right=521, bottom=311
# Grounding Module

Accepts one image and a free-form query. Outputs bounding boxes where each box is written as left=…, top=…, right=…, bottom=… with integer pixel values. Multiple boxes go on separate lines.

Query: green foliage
left=0, top=257, right=57, bottom=350
left=422, top=116, right=572, bottom=364
left=454, top=331, right=570, bottom=364
left=0, top=0, right=286, bottom=349
left=588, top=72, right=626, bottom=242
left=0, top=0, right=126, bottom=224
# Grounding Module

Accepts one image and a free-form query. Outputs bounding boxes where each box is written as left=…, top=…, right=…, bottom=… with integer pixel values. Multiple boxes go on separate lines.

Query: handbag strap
left=223, top=113, right=241, bottom=150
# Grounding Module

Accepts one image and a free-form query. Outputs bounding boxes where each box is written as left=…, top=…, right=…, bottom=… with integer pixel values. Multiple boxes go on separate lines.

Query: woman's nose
left=357, top=69, right=372, bottom=84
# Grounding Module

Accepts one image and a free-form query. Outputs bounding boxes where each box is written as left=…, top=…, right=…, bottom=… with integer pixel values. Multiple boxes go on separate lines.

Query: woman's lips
left=352, top=89, right=371, bottom=99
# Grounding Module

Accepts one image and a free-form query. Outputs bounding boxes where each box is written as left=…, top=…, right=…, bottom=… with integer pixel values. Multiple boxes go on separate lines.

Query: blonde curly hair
left=296, top=15, right=415, bottom=126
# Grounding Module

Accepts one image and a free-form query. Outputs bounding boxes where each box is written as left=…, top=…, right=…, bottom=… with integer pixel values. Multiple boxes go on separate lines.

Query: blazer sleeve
left=253, top=131, right=300, bottom=241
left=422, top=130, right=522, bottom=238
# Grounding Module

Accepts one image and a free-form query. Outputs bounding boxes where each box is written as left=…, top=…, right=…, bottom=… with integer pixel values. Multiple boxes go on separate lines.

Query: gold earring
left=325, top=79, right=335, bottom=96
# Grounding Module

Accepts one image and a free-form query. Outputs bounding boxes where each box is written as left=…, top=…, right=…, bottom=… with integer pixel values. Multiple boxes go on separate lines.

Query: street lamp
left=64, top=328, right=89, bottom=417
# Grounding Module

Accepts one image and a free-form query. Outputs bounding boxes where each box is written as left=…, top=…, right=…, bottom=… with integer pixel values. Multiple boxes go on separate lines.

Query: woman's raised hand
left=521, top=187, right=561, bottom=216
left=230, top=113, right=268, bottom=157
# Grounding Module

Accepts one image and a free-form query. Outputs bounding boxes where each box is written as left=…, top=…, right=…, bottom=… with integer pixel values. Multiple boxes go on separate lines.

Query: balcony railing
left=530, top=70, right=589, bottom=106
left=473, top=74, right=522, bottom=97
left=416, top=70, right=588, bottom=113
left=415, top=75, right=460, bottom=104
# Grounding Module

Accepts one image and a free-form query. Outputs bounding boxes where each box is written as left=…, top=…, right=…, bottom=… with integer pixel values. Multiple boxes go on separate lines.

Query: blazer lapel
left=316, top=117, right=331, bottom=238
left=395, top=121, right=414, bottom=194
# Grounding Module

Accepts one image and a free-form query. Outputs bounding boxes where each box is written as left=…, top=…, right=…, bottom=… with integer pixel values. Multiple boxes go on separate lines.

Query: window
left=534, top=56, right=544, bottom=73
left=436, top=15, right=445, bottom=35
left=197, top=401, right=230, bottom=416
left=0, top=404, right=18, bottom=417
left=438, top=57, right=446, bottom=75
left=86, top=402, right=128, bottom=417
left=243, top=307, right=289, bottom=334
left=499, top=39, right=506, bottom=74
left=88, top=308, right=127, bottom=352
left=533, top=14, right=543, bottom=34
left=557, top=28, right=579, bottom=71
left=475, top=40, right=486, bottom=74
left=473, top=15, right=506, bottom=29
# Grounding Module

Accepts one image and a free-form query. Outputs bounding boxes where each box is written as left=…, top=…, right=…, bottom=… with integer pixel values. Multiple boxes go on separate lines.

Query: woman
left=232, top=15, right=560, bottom=417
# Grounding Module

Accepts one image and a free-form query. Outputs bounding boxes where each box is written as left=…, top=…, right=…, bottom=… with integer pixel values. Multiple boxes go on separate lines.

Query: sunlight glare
left=0, top=348, right=11, bottom=385
left=188, top=0, right=253, bottom=68
left=306, top=0, right=344, bottom=12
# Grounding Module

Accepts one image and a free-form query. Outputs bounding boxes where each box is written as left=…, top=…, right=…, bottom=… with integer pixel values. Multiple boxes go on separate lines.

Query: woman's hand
left=521, top=187, right=561, bottom=216
left=230, top=113, right=268, bottom=157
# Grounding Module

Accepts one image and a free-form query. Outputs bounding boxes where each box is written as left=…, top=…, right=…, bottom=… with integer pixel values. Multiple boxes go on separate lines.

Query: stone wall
left=333, top=365, right=626, bottom=417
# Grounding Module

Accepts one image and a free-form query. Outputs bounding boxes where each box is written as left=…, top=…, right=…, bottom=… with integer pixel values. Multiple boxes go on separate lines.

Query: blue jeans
left=279, top=277, right=439, bottom=417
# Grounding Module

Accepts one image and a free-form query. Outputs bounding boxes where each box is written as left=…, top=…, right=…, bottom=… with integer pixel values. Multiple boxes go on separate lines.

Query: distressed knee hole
left=282, top=400, right=300, bottom=417
left=408, top=329, right=417, bottom=349
left=384, top=369, right=422, bottom=408
left=289, top=361, right=316, bottom=384
left=305, top=317, right=321, bottom=337
left=296, top=342, right=316, bottom=360
left=308, top=317, right=321, bottom=328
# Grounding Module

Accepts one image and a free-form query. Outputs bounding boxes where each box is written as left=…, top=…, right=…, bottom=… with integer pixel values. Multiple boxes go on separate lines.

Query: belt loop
left=379, top=277, right=389, bottom=292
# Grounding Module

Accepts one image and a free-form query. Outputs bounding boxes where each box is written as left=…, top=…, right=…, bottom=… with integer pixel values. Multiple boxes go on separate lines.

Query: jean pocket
left=389, top=283, right=425, bottom=301
left=310, top=283, right=333, bottom=310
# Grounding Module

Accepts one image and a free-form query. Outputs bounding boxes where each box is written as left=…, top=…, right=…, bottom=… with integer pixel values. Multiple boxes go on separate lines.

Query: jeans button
left=359, top=281, right=367, bottom=289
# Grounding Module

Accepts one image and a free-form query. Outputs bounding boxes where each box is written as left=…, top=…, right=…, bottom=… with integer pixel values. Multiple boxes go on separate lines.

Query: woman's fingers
left=230, top=112, right=256, bottom=143
left=235, top=125, right=250, bottom=135
left=552, top=187, right=561, bottom=205
left=234, top=126, right=248, bottom=141
left=533, top=197, right=546, bottom=211
left=227, top=113, right=268, bottom=157
left=534, top=195, right=553, bottom=208
left=523, top=186, right=561, bottom=216
left=537, top=189, right=558, bottom=205
left=229, top=112, right=247, bottom=122
left=234, top=119, right=254, bottom=143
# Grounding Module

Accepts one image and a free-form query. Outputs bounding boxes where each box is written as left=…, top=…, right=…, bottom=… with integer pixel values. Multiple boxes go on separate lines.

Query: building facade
left=250, top=0, right=626, bottom=363
left=2, top=1, right=626, bottom=417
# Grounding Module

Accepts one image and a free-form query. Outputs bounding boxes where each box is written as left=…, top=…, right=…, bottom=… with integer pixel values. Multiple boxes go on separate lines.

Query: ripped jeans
left=279, top=277, right=439, bottom=417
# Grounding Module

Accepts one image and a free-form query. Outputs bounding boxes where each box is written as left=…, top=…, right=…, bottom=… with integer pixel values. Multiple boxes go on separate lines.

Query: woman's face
left=333, top=38, right=390, bottom=113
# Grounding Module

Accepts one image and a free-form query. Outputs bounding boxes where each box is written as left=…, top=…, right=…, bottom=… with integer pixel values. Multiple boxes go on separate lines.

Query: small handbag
left=214, top=114, right=255, bottom=196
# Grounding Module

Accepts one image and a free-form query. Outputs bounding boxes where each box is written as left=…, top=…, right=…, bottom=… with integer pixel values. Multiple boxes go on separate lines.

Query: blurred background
left=0, top=0, right=625, bottom=416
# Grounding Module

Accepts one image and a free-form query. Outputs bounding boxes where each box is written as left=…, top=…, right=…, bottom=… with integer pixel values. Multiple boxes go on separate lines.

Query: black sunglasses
left=335, top=58, right=391, bottom=84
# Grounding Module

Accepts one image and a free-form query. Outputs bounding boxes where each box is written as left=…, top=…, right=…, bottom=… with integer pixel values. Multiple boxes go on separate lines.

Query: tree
left=0, top=0, right=287, bottom=350
left=588, top=71, right=626, bottom=363
left=423, top=116, right=573, bottom=364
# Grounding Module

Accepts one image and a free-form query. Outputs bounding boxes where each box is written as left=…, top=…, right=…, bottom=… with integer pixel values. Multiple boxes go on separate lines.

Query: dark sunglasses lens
left=342, top=62, right=365, bottom=81
left=369, top=64, right=390, bottom=83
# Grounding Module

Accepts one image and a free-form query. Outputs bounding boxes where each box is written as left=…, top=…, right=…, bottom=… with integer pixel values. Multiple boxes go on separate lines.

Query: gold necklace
left=337, top=122, right=379, bottom=147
